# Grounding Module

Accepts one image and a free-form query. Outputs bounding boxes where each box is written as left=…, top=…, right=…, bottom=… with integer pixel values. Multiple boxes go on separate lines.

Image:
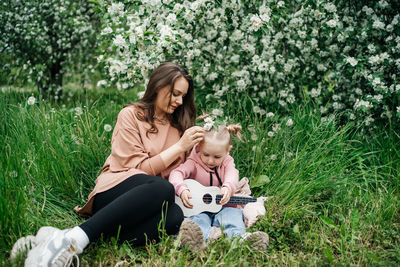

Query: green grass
left=1, top=88, right=399, bottom=266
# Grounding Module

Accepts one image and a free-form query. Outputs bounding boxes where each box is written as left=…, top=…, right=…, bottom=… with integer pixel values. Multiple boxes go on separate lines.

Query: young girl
left=169, top=117, right=269, bottom=251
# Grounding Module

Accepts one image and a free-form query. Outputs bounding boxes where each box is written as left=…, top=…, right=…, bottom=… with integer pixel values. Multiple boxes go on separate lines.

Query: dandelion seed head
left=27, top=96, right=36, bottom=105
left=75, top=107, right=83, bottom=116
left=266, top=112, right=274, bottom=118
left=104, top=124, right=112, bottom=132
left=212, top=108, right=223, bottom=117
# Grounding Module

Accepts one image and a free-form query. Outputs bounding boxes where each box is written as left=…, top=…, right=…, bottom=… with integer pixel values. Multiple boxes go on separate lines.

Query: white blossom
left=113, top=35, right=127, bottom=48
left=75, top=107, right=83, bottom=116
left=373, top=20, right=385, bottom=30
left=97, top=80, right=107, bottom=88
left=346, top=57, right=358, bottom=67
left=108, top=2, right=124, bottom=15
left=203, top=122, right=214, bottom=131
left=266, top=112, right=275, bottom=118
left=212, top=109, right=223, bottom=116
left=27, top=96, right=36, bottom=105
left=354, top=99, right=371, bottom=110
left=324, top=3, right=337, bottom=13
left=104, top=124, right=113, bottom=132
left=137, top=91, right=145, bottom=99
left=326, top=19, right=338, bottom=28
left=101, top=27, right=113, bottom=35
left=250, top=14, right=263, bottom=31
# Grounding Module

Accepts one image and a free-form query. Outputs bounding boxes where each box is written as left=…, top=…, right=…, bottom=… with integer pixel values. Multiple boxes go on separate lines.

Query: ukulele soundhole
left=203, top=193, right=212, bottom=204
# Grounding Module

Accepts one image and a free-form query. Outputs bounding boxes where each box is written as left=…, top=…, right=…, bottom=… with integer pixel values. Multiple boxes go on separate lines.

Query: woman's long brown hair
left=126, top=62, right=196, bottom=136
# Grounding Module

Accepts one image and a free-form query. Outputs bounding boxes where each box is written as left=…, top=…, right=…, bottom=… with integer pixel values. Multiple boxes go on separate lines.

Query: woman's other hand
left=178, top=126, right=205, bottom=152
left=220, top=187, right=231, bottom=205
left=180, top=189, right=193, bottom=208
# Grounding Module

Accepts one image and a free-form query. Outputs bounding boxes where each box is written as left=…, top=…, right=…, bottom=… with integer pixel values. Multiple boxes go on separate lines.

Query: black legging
left=79, top=174, right=184, bottom=246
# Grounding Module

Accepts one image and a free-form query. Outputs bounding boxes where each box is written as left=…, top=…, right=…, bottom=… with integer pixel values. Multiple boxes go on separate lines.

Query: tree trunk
left=37, top=61, right=63, bottom=99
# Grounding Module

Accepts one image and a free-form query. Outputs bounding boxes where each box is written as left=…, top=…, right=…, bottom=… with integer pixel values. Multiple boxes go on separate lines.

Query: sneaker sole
left=245, top=231, right=269, bottom=251
left=179, top=219, right=205, bottom=251
left=10, top=235, right=36, bottom=261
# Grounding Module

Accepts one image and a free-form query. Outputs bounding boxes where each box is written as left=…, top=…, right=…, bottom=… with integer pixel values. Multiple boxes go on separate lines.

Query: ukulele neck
left=216, top=195, right=257, bottom=205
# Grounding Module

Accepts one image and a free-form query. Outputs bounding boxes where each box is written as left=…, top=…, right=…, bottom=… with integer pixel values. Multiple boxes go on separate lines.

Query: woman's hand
left=159, top=126, right=204, bottom=167
left=178, top=126, right=205, bottom=152
left=220, top=186, right=231, bottom=205
left=180, top=189, right=193, bottom=208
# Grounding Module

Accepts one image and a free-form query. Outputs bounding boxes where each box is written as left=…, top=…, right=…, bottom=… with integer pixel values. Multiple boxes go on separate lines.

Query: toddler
left=169, top=118, right=269, bottom=251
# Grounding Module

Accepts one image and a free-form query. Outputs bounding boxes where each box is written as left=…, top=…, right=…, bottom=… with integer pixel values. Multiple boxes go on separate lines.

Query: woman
left=17, top=62, right=205, bottom=266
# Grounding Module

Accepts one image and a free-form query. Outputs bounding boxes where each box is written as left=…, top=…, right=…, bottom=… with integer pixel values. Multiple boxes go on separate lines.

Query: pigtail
left=196, top=113, right=210, bottom=121
left=225, top=124, right=242, bottom=141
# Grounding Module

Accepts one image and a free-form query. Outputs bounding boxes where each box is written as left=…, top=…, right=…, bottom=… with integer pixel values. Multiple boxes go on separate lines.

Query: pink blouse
left=75, top=105, right=185, bottom=217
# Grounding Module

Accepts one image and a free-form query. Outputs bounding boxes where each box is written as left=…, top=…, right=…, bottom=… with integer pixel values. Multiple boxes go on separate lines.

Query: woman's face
left=154, top=76, right=189, bottom=116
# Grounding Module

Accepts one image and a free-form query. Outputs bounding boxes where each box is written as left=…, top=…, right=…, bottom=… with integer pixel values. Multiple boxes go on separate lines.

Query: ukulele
left=175, top=179, right=257, bottom=217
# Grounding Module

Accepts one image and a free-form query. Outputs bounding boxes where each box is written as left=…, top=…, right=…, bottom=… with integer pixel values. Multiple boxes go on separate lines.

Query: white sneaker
left=10, top=227, right=68, bottom=262
left=25, top=228, right=82, bottom=267
left=10, top=235, right=37, bottom=262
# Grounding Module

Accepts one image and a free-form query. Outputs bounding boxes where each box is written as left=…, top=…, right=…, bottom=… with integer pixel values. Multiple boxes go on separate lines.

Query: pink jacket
left=169, top=144, right=239, bottom=197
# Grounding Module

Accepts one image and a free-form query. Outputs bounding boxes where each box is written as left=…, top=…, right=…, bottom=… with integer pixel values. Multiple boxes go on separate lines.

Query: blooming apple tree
left=97, top=0, right=399, bottom=125
left=0, top=0, right=98, bottom=97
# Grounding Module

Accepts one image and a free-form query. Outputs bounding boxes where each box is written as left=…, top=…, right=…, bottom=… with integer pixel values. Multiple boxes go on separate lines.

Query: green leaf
left=88, top=0, right=99, bottom=5
left=324, top=248, right=334, bottom=264
left=320, top=216, right=337, bottom=229
left=351, top=209, right=360, bottom=229
left=293, top=224, right=300, bottom=234
left=251, top=174, right=270, bottom=188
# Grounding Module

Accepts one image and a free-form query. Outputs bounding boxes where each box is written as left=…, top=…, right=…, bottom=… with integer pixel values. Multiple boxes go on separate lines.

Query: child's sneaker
left=242, top=231, right=269, bottom=251
left=178, top=219, right=206, bottom=251
left=25, top=227, right=82, bottom=267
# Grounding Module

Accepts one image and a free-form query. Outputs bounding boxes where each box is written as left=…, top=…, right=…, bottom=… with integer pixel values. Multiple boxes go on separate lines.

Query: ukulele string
left=203, top=195, right=257, bottom=205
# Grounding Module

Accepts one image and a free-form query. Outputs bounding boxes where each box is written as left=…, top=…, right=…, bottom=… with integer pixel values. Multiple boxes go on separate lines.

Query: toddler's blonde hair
left=197, top=114, right=242, bottom=146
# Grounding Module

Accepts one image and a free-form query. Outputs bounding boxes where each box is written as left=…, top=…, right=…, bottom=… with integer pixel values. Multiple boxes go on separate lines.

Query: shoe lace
left=52, top=245, right=80, bottom=267
left=64, top=254, right=79, bottom=267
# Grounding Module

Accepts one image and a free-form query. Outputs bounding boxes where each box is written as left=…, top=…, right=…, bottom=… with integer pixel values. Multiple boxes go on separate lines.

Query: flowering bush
left=0, top=0, right=98, bottom=97
left=63, top=1, right=400, bottom=124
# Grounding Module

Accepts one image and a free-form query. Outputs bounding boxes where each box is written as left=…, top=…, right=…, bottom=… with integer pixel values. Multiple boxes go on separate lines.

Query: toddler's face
left=199, top=138, right=229, bottom=169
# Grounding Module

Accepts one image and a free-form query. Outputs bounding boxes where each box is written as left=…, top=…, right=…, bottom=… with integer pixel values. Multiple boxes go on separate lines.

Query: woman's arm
left=159, top=125, right=205, bottom=167
left=110, top=107, right=204, bottom=175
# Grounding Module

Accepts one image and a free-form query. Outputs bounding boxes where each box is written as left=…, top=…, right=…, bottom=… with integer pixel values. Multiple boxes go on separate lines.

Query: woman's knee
left=151, top=177, right=175, bottom=203
left=164, top=204, right=184, bottom=235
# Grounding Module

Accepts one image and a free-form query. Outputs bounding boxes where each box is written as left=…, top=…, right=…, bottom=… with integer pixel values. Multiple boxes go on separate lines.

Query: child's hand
left=220, top=187, right=231, bottom=205
left=180, top=189, right=193, bottom=209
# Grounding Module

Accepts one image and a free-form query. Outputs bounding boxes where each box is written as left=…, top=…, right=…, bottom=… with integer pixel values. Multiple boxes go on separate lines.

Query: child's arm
left=222, top=156, right=240, bottom=195
left=219, top=156, right=239, bottom=205
left=169, top=159, right=196, bottom=197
